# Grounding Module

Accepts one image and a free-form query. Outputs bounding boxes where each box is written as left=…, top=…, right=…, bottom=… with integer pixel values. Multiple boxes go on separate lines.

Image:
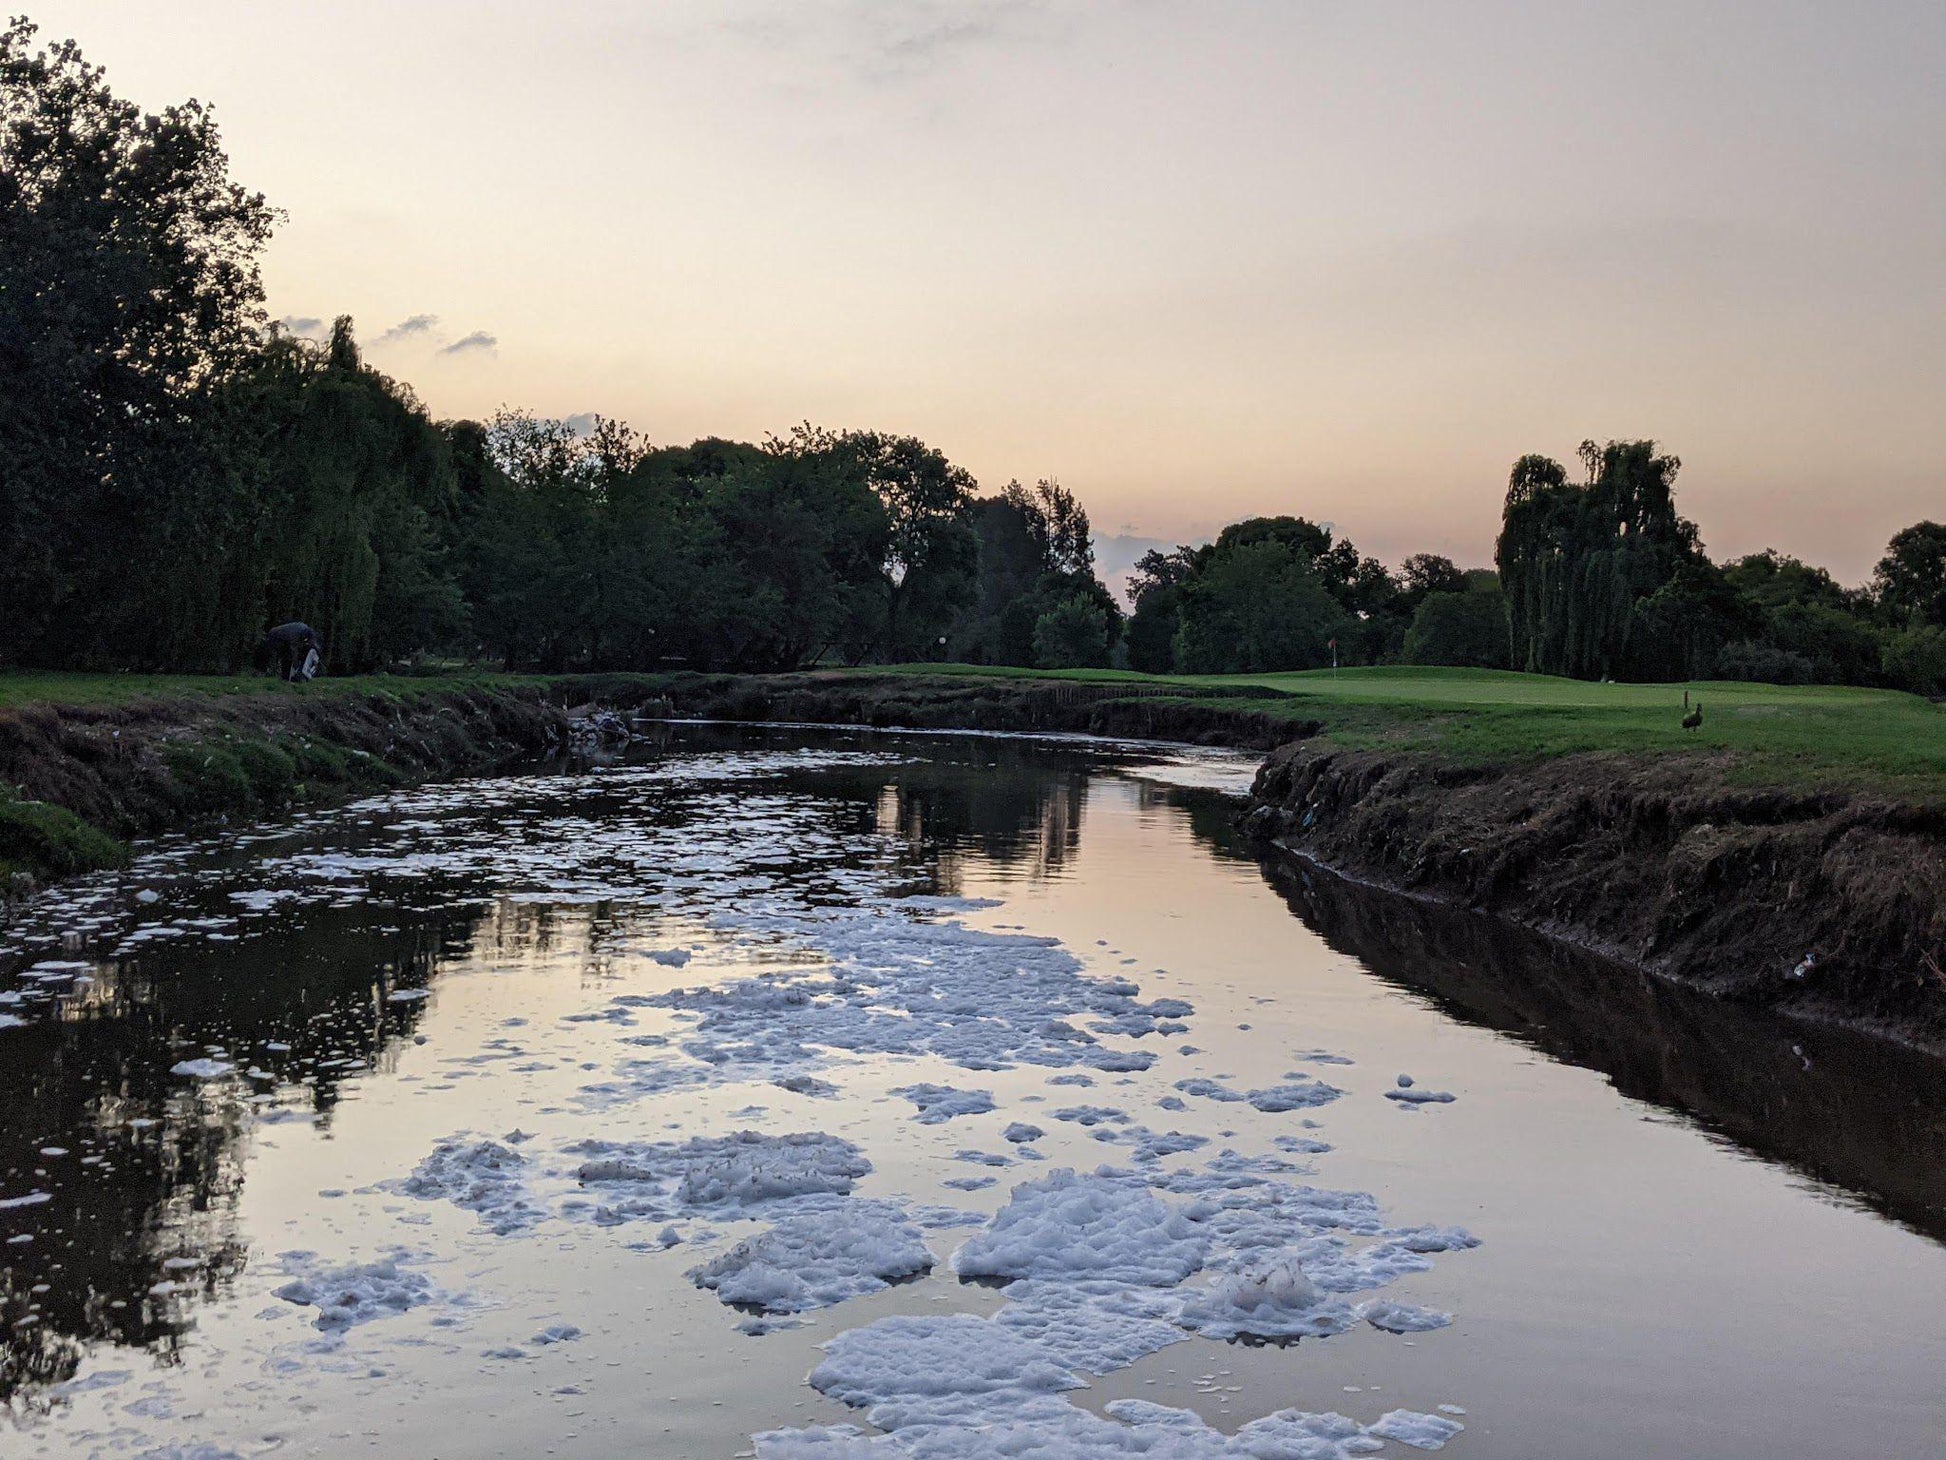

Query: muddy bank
left=1240, top=741, right=1946, bottom=1051
left=0, top=685, right=569, bottom=895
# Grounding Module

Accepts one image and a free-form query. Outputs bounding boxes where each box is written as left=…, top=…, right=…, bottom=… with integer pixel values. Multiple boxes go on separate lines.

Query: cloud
left=276, top=315, right=328, bottom=341
left=562, top=412, right=601, bottom=438
left=719, top=0, right=1059, bottom=83
left=375, top=313, right=442, bottom=346
left=439, top=330, right=498, bottom=357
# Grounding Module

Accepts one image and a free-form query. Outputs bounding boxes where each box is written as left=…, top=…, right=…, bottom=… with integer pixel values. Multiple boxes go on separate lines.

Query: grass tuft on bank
left=0, top=789, right=130, bottom=885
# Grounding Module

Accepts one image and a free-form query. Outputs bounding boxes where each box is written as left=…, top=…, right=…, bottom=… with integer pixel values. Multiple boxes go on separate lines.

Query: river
left=2, top=725, right=1942, bottom=1457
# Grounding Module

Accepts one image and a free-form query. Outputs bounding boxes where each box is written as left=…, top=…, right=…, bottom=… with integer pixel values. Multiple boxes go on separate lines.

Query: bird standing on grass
left=1682, top=698, right=1703, bottom=731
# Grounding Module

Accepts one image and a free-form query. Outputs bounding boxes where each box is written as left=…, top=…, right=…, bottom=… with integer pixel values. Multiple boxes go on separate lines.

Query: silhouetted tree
left=1496, top=441, right=1711, bottom=679
left=1174, top=537, right=1351, bottom=673
left=1, top=16, right=275, bottom=666
left=1033, top=595, right=1113, bottom=669
left=1874, top=522, right=1946, bottom=629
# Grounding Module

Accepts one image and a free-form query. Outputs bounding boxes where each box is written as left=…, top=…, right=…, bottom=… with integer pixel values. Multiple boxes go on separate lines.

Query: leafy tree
left=1174, top=539, right=1351, bottom=674
left=768, top=427, right=976, bottom=661
left=1882, top=624, right=1946, bottom=696
left=1005, top=478, right=1094, bottom=576
left=696, top=428, right=882, bottom=669
left=209, top=321, right=463, bottom=670
left=1206, top=516, right=1399, bottom=660
left=1402, top=586, right=1510, bottom=669
left=952, top=478, right=1118, bottom=666
left=1124, top=585, right=1184, bottom=673
left=1399, top=553, right=1468, bottom=602
left=1120, top=546, right=1201, bottom=673
left=1719, top=550, right=1880, bottom=684
left=1724, top=550, right=1852, bottom=613
left=1127, top=546, right=1198, bottom=603
left=1496, top=441, right=1709, bottom=680
left=1, top=16, right=275, bottom=665
left=1873, top=522, right=1946, bottom=628
left=1712, top=641, right=1818, bottom=685
left=1032, top=595, right=1112, bottom=669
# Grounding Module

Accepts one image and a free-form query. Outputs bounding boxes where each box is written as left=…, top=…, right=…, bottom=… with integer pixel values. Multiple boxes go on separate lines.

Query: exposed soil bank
left=1240, top=741, right=1946, bottom=1052
left=0, top=684, right=568, bottom=896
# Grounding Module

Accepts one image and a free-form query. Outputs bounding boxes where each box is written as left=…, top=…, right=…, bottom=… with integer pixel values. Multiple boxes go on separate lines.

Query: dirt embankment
left=1239, top=742, right=1946, bottom=1051
left=0, top=685, right=568, bottom=894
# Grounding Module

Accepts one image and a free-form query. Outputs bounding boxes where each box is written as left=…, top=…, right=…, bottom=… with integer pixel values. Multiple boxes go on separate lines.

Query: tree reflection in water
left=0, top=912, right=456, bottom=1408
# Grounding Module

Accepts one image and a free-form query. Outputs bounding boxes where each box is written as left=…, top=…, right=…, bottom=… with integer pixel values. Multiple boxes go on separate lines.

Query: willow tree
left=1496, top=441, right=1703, bottom=680
left=216, top=320, right=462, bottom=670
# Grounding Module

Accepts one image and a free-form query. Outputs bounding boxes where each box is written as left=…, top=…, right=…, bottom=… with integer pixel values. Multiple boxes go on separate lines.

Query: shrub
left=1402, top=590, right=1510, bottom=669
left=1032, top=596, right=1112, bottom=669
left=1711, top=640, right=1818, bottom=685
left=1882, top=625, right=1946, bottom=696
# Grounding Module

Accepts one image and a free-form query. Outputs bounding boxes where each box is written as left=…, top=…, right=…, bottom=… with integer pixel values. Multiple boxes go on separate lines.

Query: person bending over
left=262, top=622, right=325, bottom=682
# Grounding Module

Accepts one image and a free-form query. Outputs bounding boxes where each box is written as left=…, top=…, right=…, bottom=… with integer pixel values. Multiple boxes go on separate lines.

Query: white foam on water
left=271, top=1250, right=436, bottom=1331
left=762, top=1307, right=1463, bottom=1457
left=1386, top=1088, right=1457, bottom=1106
left=953, top=1169, right=1208, bottom=1287
left=1356, top=1299, right=1454, bottom=1334
left=168, top=1059, right=234, bottom=1079
left=4, top=739, right=1485, bottom=1458
left=892, top=1084, right=997, bottom=1124
left=688, top=1200, right=934, bottom=1312
left=564, top=1130, right=871, bottom=1225
left=1368, top=1409, right=1466, bottom=1449
left=1246, top=1080, right=1344, bottom=1113
left=397, top=1136, right=546, bottom=1235
left=1177, top=1252, right=1352, bottom=1340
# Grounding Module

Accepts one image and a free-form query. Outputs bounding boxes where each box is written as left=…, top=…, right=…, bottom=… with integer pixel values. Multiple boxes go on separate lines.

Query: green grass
left=3, top=663, right=1941, bottom=799
left=0, top=788, right=129, bottom=883
left=0, top=668, right=532, bottom=710
left=873, top=663, right=1946, bottom=796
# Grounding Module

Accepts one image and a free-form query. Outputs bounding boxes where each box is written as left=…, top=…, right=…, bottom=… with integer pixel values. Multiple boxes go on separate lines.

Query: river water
left=2, top=725, right=1942, bottom=1458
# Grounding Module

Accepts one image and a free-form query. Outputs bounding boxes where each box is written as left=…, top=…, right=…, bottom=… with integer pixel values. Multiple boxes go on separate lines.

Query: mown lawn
left=877, top=663, right=1946, bottom=796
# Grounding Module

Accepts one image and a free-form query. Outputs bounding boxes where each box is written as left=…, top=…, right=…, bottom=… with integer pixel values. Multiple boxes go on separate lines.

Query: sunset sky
left=32, top=1, right=1944, bottom=582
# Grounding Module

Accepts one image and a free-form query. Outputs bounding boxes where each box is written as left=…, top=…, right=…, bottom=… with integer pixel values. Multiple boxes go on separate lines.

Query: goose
left=1682, top=699, right=1703, bottom=732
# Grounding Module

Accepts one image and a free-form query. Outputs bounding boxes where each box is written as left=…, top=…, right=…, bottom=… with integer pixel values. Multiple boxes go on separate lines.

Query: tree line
left=0, top=19, right=1121, bottom=676
left=4, top=17, right=1942, bottom=692
left=1121, top=445, right=1944, bottom=693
